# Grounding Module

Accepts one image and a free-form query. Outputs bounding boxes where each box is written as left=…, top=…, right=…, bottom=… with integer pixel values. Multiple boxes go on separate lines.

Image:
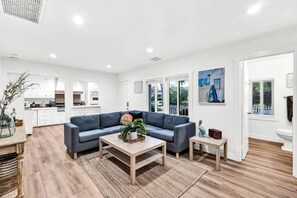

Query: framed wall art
left=198, top=67, right=225, bottom=104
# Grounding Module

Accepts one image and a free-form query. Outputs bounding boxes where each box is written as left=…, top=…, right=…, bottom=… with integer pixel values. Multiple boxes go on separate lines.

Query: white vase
left=130, top=132, right=138, bottom=140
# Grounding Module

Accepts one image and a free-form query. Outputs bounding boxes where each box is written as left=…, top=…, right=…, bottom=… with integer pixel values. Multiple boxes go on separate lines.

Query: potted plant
left=119, top=118, right=146, bottom=142
left=0, top=72, right=36, bottom=138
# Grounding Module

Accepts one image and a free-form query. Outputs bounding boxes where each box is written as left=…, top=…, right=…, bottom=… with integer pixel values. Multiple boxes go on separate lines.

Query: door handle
left=247, top=112, right=252, bottom=115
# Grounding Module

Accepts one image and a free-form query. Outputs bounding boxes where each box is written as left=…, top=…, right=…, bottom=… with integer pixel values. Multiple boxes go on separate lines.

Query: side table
left=0, top=127, right=26, bottom=197
left=189, top=136, right=227, bottom=171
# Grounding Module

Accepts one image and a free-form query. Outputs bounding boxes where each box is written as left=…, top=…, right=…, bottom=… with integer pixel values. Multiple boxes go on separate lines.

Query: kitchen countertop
left=72, top=105, right=101, bottom=109
left=25, top=107, right=58, bottom=110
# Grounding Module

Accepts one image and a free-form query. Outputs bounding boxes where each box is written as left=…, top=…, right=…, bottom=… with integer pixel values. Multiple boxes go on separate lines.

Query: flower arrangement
left=0, top=72, right=36, bottom=138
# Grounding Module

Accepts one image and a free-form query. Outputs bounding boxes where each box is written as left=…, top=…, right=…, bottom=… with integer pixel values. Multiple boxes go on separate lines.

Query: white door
left=241, top=61, right=249, bottom=159
left=118, top=80, right=129, bottom=111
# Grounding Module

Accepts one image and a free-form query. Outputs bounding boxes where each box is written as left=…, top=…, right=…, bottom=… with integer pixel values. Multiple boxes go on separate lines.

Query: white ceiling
left=1, top=0, right=297, bottom=74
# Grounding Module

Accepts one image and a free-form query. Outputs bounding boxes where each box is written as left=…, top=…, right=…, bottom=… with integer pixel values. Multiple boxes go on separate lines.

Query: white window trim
left=249, top=78, right=275, bottom=120
left=144, top=70, right=194, bottom=119
left=147, top=80, right=164, bottom=113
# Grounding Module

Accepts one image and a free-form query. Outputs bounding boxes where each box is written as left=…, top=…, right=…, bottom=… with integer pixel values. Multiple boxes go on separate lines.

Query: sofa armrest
left=173, top=122, right=196, bottom=146
left=64, top=123, right=80, bottom=152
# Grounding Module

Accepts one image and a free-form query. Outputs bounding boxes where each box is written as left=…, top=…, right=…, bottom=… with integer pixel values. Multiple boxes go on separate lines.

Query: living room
left=0, top=1, right=297, bottom=197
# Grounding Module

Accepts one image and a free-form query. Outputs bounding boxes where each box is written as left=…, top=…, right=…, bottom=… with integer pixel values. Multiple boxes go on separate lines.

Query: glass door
left=148, top=82, right=163, bottom=112
left=168, top=79, right=189, bottom=116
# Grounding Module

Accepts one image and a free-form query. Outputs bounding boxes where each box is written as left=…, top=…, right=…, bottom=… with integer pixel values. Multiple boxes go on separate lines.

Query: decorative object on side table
left=198, top=120, right=206, bottom=137
left=119, top=118, right=146, bottom=142
left=0, top=72, right=36, bottom=138
left=209, top=128, right=222, bottom=139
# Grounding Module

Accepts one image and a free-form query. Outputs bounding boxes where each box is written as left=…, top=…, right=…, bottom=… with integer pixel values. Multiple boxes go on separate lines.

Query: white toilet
left=275, top=129, right=293, bottom=152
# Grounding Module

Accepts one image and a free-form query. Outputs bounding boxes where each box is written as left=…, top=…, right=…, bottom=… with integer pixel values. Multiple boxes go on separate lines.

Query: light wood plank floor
left=182, top=138, right=297, bottom=198
left=5, top=125, right=297, bottom=197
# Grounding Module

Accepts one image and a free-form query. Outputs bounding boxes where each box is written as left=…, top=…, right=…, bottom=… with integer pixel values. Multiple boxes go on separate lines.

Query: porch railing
left=252, top=104, right=273, bottom=115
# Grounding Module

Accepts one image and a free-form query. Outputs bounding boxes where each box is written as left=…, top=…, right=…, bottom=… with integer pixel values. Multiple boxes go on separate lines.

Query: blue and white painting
left=198, top=67, right=225, bottom=104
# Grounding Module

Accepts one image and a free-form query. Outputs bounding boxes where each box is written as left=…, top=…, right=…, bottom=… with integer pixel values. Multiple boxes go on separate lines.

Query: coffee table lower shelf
left=99, top=134, right=166, bottom=185
left=106, top=147, right=163, bottom=170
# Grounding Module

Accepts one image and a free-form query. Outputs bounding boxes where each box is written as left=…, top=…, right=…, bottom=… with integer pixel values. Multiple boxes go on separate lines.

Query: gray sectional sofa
left=64, top=111, right=196, bottom=159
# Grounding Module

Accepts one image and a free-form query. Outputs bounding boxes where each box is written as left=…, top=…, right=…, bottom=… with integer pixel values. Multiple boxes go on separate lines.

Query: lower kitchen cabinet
left=32, top=110, right=38, bottom=127
left=31, top=108, right=66, bottom=127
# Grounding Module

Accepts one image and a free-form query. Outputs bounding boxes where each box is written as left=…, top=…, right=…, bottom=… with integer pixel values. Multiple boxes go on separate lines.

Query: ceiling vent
left=150, top=57, right=162, bottom=62
left=0, top=0, right=47, bottom=24
left=10, top=53, right=18, bottom=60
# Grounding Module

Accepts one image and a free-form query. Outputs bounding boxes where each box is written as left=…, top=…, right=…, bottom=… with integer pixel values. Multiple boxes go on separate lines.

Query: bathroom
left=244, top=53, right=293, bottom=152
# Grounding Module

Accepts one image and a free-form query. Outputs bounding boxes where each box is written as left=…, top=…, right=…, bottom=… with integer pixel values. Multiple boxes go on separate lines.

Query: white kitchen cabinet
left=38, top=109, right=56, bottom=126
left=54, top=111, right=66, bottom=124
left=87, top=82, right=99, bottom=92
left=56, top=78, right=66, bottom=91
left=73, top=81, right=83, bottom=92
left=24, top=75, right=55, bottom=99
left=24, top=110, right=33, bottom=134
left=32, top=108, right=65, bottom=127
left=32, top=110, right=38, bottom=127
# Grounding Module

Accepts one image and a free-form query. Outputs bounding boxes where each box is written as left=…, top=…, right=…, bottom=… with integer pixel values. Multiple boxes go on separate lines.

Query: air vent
left=10, top=53, right=18, bottom=60
left=0, top=0, right=46, bottom=24
left=150, top=57, right=162, bottom=62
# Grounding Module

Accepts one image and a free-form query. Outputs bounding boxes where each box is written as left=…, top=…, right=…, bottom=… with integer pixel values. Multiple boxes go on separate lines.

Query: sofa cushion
left=120, top=114, right=133, bottom=125
left=147, top=112, right=165, bottom=128
left=71, top=115, right=100, bottom=132
left=164, top=115, right=189, bottom=130
left=102, top=125, right=122, bottom=134
left=146, top=124, right=162, bottom=135
left=146, top=124, right=162, bottom=132
left=130, top=111, right=142, bottom=120
left=79, top=129, right=108, bottom=142
left=100, top=112, right=121, bottom=129
left=141, top=111, right=148, bottom=123
left=120, top=111, right=130, bottom=116
left=149, top=129, right=174, bottom=142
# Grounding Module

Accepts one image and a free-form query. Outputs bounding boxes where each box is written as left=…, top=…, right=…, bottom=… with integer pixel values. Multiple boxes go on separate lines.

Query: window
left=169, top=79, right=189, bottom=116
left=250, top=80, right=274, bottom=115
left=148, top=82, right=163, bottom=112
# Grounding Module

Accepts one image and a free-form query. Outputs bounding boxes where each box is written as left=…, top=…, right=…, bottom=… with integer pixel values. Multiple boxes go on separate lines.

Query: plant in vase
left=119, top=118, right=146, bottom=142
left=0, top=72, right=36, bottom=138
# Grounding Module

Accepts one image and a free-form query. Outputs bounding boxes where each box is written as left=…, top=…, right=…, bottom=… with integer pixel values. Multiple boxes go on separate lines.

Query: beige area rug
left=77, top=151, right=207, bottom=198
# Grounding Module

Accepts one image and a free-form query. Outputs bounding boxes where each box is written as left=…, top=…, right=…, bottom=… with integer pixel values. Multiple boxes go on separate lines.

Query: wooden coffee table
left=99, top=133, right=166, bottom=185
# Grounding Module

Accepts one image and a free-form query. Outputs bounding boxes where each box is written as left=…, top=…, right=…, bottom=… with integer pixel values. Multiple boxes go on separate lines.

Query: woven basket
left=0, top=153, right=18, bottom=196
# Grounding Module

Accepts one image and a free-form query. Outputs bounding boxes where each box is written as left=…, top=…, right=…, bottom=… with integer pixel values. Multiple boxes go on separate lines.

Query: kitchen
left=6, top=73, right=101, bottom=135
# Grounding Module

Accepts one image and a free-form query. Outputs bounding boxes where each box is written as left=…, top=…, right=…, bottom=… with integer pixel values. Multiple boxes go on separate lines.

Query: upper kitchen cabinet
left=72, top=80, right=86, bottom=106
left=88, top=82, right=99, bottom=92
left=24, top=75, right=55, bottom=99
left=72, top=81, right=83, bottom=92
left=55, top=78, right=66, bottom=91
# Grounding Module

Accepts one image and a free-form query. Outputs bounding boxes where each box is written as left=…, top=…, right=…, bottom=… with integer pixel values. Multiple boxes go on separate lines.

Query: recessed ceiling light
left=146, top=47, right=154, bottom=54
left=247, top=2, right=262, bottom=15
left=49, top=53, right=57, bottom=58
left=106, top=65, right=111, bottom=69
left=72, top=15, right=84, bottom=25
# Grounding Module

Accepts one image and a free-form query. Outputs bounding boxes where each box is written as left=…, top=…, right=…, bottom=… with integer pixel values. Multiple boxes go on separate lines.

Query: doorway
left=240, top=53, right=294, bottom=160
left=118, top=80, right=129, bottom=111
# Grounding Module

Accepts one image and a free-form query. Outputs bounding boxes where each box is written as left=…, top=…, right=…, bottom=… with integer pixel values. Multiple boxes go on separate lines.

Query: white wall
left=0, top=58, right=119, bottom=121
left=247, top=53, right=293, bottom=142
left=0, top=59, right=2, bottom=96
left=118, top=26, right=297, bottom=163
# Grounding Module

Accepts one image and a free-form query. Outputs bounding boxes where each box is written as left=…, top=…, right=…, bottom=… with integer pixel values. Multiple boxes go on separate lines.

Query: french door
left=148, top=82, right=163, bottom=112
left=168, top=79, right=189, bottom=116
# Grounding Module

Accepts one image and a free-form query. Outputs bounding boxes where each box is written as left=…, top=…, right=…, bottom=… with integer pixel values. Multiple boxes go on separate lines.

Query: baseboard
left=193, top=143, right=235, bottom=161
left=248, top=134, right=283, bottom=143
